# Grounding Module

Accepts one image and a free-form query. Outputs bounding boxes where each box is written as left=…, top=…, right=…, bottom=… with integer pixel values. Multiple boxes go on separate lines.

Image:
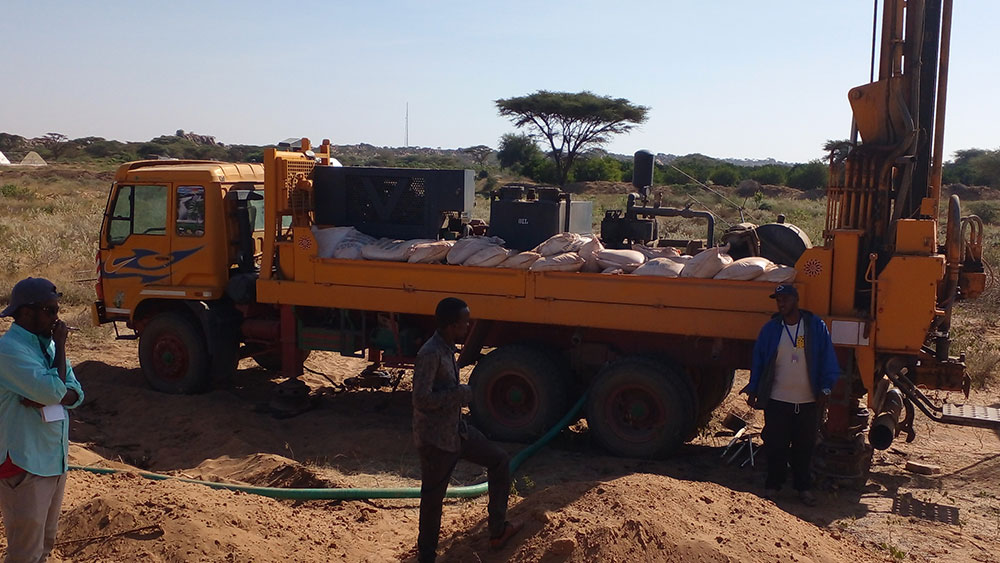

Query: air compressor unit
left=312, top=166, right=474, bottom=240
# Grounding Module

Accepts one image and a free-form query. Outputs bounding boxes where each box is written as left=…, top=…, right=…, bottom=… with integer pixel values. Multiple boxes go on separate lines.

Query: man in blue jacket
left=741, top=284, right=840, bottom=506
left=0, top=278, right=85, bottom=563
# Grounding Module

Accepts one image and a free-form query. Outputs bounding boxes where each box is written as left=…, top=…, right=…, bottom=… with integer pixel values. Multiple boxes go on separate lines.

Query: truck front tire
left=138, top=312, right=210, bottom=394
left=470, top=345, right=570, bottom=443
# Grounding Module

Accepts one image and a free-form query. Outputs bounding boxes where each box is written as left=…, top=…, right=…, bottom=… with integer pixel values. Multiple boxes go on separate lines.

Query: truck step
left=940, top=403, right=1000, bottom=429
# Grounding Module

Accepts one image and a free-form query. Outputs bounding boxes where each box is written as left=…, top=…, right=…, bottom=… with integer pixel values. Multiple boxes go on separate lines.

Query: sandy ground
left=2, top=317, right=1000, bottom=562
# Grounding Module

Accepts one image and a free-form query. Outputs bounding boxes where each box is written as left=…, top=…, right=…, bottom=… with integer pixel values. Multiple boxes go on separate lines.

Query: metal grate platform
left=941, top=404, right=1000, bottom=429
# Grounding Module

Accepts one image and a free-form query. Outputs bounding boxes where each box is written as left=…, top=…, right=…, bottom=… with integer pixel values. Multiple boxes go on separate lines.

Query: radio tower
left=405, top=102, right=409, bottom=147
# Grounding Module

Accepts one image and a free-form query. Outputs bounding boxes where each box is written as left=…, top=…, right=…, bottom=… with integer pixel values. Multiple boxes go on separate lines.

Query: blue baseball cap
left=0, top=277, right=62, bottom=317
left=769, top=284, right=798, bottom=299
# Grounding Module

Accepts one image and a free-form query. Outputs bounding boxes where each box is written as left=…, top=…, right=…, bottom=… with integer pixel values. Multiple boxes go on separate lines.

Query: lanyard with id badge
left=784, top=321, right=804, bottom=364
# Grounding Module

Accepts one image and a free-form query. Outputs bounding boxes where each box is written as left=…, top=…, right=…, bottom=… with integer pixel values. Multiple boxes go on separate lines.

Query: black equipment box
left=489, top=185, right=592, bottom=250
left=313, top=166, right=474, bottom=240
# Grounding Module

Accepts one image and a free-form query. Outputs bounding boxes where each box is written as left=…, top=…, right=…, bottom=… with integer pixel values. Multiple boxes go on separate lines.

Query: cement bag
left=464, top=245, right=512, bottom=267
left=312, top=225, right=357, bottom=259
left=633, top=257, right=685, bottom=278
left=362, top=238, right=436, bottom=261
left=331, top=230, right=377, bottom=260
left=498, top=251, right=541, bottom=269
left=595, top=248, right=646, bottom=273
left=447, top=236, right=505, bottom=265
left=529, top=252, right=585, bottom=272
left=409, top=240, right=455, bottom=263
left=757, top=265, right=797, bottom=283
left=632, top=243, right=680, bottom=261
left=579, top=236, right=605, bottom=273
left=714, top=256, right=774, bottom=281
left=534, top=232, right=584, bottom=256
left=680, top=245, right=732, bottom=279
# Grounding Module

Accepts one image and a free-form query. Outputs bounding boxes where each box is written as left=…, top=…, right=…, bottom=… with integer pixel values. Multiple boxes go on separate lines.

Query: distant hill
left=0, top=131, right=794, bottom=169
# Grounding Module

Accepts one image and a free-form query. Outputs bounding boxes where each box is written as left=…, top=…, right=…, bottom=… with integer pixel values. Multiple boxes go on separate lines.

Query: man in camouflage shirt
left=412, top=298, right=521, bottom=562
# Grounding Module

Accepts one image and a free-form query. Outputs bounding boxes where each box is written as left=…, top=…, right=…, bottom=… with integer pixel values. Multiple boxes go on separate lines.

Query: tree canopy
left=495, top=90, right=649, bottom=185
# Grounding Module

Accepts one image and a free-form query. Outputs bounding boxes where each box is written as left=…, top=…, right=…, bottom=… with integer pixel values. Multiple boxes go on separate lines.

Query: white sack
left=312, top=225, right=358, bottom=259
left=498, top=251, right=542, bottom=269
left=447, top=236, right=505, bottom=265
left=529, top=252, right=585, bottom=272
left=465, top=245, right=512, bottom=267
left=579, top=236, right=605, bottom=273
left=757, top=265, right=797, bottom=283
left=534, top=232, right=584, bottom=256
left=408, top=240, right=455, bottom=263
left=680, top=245, right=733, bottom=278
left=714, top=256, right=775, bottom=281
left=631, top=244, right=680, bottom=261
left=332, top=230, right=377, bottom=260
left=362, top=238, right=436, bottom=261
left=633, top=257, right=685, bottom=278
left=595, top=248, right=646, bottom=273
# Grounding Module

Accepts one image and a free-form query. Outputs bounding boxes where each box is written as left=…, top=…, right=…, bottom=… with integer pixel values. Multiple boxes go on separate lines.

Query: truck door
left=101, top=184, right=171, bottom=315
left=170, top=184, right=211, bottom=287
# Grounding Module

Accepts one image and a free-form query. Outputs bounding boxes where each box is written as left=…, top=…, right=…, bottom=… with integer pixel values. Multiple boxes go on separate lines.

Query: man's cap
left=0, top=277, right=62, bottom=317
left=769, top=284, right=798, bottom=299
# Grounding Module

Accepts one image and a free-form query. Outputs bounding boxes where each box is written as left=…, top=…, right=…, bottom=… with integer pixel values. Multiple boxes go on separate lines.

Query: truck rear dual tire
left=586, top=357, right=697, bottom=459
left=470, top=345, right=571, bottom=443
left=138, top=312, right=210, bottom=394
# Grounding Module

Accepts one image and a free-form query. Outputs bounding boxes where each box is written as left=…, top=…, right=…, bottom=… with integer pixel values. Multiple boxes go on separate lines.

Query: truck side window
left=107, top=185, right=168, bottom=245
left=176, top=185, right=206, bottom=237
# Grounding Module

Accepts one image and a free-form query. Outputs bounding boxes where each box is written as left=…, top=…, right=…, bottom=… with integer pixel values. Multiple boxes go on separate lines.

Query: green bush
left=786, top=161, right=828, bottom=191
left=750, top=165, right=787, bottom=185
left=573, top=156, right=625, bottom=182
left=968, top=201, right=1000, bottom=224
left=0, top=184, right=33, bottom=199
left=709, top=167, right=740, bottom=187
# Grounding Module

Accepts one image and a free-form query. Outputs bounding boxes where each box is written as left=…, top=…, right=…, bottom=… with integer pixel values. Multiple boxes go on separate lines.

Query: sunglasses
left=31, top=304, right=60, bottom=315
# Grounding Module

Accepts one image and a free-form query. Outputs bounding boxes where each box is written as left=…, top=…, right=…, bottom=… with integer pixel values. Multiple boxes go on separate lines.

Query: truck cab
left=94, top=160, right=265, bottom=391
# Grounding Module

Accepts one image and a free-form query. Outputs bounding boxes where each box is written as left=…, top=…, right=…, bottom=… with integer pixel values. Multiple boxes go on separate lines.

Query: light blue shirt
left=0, top=323, right=84, bottom=477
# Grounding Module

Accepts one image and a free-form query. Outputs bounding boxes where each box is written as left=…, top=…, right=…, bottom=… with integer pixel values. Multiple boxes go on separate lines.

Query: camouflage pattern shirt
left=412, top=331, right=471, bottom=452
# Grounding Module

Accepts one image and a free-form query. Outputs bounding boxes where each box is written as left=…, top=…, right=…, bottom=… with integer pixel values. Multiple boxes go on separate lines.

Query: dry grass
left=0, top=166, right=110, bottom=332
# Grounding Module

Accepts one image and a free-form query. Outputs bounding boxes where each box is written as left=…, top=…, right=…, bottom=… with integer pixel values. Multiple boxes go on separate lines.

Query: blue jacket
left=0, top=323, right=84, bottom=476
left=746, top=310, right=840, bottom=409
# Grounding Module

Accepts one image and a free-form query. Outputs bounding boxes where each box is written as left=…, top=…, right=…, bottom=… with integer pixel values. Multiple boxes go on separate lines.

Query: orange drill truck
left=92, top=0, right=994, bottom=478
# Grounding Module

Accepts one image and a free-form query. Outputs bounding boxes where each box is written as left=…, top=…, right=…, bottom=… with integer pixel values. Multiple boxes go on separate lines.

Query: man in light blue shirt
left=0, top=278, right=84, bottom=563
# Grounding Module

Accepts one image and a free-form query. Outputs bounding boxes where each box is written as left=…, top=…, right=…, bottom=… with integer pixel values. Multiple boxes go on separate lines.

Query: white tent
left=0, top=151, right=9, bottom=165
left=20, top=151, right=47, bottom=166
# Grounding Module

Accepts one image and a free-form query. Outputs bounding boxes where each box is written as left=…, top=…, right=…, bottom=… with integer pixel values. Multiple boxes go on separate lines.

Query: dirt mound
left=946, top=183, right=1000, bottom=201
left=441, top=474, right=880, bottom=563
left=188, top=453, right=332, bottom=488
left=51, top=471, right=379, bottom=562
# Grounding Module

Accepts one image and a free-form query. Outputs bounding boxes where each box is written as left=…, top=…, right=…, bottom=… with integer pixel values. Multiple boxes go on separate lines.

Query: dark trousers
left=762, top=400, right=818, bottom=492
left=417, top=426, right=510, bottom=563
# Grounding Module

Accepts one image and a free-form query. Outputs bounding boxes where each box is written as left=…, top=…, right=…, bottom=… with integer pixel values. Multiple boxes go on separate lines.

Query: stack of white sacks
left=311, top=226, right=795, bottom=282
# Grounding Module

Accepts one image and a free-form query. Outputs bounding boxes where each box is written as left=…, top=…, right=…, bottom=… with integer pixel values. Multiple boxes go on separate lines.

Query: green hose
left=69, top=393, right=587, bottom=500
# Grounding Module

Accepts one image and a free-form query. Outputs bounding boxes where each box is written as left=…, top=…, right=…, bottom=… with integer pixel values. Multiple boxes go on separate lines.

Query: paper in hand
left=41, top=404, right=66, bottom=423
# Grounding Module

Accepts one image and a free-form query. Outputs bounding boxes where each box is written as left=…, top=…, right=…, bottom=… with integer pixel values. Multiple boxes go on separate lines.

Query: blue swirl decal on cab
left=103, top=247, right=203, bottom=284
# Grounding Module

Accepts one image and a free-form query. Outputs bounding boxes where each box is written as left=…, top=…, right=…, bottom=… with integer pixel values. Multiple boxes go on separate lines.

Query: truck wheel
left=587, top=358, right=697, bottom=458
left=138, top=312, right=210, bottom=394
left=470, top=345, right=570, bottom=443
left=694, top=368, right=736, bottom=426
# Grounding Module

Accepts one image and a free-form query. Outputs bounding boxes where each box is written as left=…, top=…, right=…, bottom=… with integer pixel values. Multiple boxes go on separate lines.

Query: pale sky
left=1, top=1, right=996, bottom=163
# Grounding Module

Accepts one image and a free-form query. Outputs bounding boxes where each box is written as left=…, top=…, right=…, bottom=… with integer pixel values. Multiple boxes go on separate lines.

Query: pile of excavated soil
left=442, top=474, right=881, bottom=563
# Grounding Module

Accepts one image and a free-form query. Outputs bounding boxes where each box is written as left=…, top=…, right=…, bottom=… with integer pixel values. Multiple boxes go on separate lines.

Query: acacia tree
left=461, top=145, right=493, bottom=170
left=495, top=91, right=649, bottom=185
